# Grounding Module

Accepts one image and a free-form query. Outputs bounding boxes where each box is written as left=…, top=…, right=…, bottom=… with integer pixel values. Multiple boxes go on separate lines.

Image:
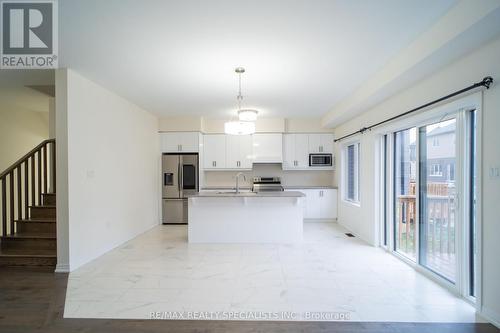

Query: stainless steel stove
left=252, top=176, right=284, bottom=192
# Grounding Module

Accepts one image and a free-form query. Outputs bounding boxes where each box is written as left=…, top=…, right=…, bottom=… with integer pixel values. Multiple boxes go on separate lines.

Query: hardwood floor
left=0, top=267, right=498, bottom=333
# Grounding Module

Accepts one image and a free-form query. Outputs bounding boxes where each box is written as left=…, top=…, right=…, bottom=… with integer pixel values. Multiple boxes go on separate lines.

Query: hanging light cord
left=237, top=72, right=243, bottom=111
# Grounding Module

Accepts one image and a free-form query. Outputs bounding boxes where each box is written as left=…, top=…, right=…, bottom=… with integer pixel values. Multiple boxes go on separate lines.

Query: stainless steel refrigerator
left=162, top=153, right=198, bottom=224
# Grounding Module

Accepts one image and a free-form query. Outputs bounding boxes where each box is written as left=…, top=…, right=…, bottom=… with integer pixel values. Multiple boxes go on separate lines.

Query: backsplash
left=203, top=164, right=334, bottom=188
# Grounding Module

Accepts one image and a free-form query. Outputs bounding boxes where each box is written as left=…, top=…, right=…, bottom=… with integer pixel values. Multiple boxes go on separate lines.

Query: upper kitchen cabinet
left=308, top=133, right=334, bottom=153
left=226, top=135, right=253, bottom=169
left=160, top=132, right=200, bottom=153
left=203, top=134, right=226, bottom=169
left=283, top=134, right=309, bottom=169
left=252, top=133, right=283, bottom=163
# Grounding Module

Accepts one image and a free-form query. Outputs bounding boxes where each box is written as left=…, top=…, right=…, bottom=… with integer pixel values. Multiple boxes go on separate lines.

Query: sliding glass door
left=418, top=119, right=457, bottom=282
left=394, top=128, right=417, bottom=260
left=383, top=100, right=479, bottom=294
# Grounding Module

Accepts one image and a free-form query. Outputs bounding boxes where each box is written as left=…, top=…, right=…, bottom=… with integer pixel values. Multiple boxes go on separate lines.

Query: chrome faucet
left=235, top=172, right=246, bottom=194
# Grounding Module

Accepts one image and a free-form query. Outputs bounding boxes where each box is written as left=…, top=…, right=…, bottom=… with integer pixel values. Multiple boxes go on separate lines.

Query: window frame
left=342, top=140, right=361, bottom=205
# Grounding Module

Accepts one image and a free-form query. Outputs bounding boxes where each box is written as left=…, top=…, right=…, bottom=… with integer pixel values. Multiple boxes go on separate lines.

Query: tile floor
left=64, top=222, right=481, bottom=322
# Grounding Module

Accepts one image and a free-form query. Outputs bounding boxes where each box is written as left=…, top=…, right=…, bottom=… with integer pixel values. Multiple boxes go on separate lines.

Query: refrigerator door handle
left=177, top=164, right=181, bottom=196
left=179, top=158, right=184, bottom=197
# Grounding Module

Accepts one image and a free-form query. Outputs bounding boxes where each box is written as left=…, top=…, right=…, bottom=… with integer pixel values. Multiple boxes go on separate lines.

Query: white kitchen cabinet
left=304, top=189, right=322, bottom=219
left=283, top=134, right=309, bottom=169
left=203, top=134, right=226, bottom=169
left=160, top=132, right=199, bottom=152
left=291, top=188, right=337, bottom=219
left=308, top=134, right=334, bottom=153
left=252, top=133, right=283, bottom=163
left=320, top=189, right=337, bottom=218
left=179, top=132, right=200, bottom=152
left=226, top=135, right=253, bottom=169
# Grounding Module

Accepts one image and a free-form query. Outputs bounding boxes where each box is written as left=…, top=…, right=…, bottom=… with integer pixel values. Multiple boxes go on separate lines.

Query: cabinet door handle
left=212, top=161, right=216, bottom=167
left=180, top=144, right=183, bottom=151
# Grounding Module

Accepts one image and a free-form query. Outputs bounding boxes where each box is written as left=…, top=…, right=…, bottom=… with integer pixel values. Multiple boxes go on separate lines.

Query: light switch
left=489, top=166, right=500, bottom=179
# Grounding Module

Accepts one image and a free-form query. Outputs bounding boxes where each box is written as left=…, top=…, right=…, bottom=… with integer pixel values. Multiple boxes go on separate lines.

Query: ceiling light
left=225, top=67, right=258, bottom=135
left=224, top=121, right=255, bottom=135
left=238, top=109, right=258, bottom=121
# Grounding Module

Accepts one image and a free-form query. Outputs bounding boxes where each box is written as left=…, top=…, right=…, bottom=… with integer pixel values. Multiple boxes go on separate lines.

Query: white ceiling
left=59, top=0, right=456, bottom=119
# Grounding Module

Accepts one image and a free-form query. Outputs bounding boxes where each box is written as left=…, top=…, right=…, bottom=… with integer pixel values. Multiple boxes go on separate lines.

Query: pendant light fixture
left=224, top=67, right=258, bottom=135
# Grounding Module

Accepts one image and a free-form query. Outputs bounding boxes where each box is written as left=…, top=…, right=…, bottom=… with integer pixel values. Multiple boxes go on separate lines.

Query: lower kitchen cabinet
left=288, top=188, right=337, bottom=220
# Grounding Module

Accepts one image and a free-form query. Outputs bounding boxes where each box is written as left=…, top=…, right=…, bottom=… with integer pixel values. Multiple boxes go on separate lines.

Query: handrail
left=0, top=139, right=55, bottom=179
left=1, top=139, right=56, bottom=237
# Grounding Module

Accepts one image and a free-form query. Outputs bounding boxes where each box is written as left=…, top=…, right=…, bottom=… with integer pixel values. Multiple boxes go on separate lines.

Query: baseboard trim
left=304, top=218, right=337, bottom=223
left=480, top=306, right=500, bottom=328
left=55, top=263, right=70, bottom=273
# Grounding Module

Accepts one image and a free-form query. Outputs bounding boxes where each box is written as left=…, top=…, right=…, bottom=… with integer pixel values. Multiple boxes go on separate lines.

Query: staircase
left=0, top=140, right=56, bottom=267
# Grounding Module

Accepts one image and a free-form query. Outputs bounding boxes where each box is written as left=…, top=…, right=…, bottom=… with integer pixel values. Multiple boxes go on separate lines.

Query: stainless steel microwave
left=309, top=154, right=332, bottom=167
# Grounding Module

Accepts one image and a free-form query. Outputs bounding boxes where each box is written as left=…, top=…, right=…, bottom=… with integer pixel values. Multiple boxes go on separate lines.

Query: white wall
left=159, top=116, right=334, bottom=134
left=56, top=69, right=159, bottom=271
left=203, top=164, right=334, bottom=188
left=0, top=104, right=49, bottom=172
left=159, top=116, right=202, bottom=132
left=333, top=36, right=500, bottom=325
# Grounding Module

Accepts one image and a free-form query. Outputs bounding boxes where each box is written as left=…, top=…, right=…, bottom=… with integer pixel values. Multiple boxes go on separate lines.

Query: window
left=430, top=164, right=442, bottom=176
left=344, top=142, right=360, bottom=203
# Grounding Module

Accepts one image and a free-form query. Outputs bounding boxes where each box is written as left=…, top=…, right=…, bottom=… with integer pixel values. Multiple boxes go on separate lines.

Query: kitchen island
left=187, top=191, right=305, bottom=243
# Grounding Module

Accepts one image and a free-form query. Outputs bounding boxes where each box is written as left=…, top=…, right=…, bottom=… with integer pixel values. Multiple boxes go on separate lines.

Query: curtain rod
left=334, top=76, right=493, bottom=143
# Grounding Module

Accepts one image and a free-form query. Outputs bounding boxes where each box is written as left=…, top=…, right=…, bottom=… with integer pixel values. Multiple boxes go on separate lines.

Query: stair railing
left=0, top=139, right=56, bottom=237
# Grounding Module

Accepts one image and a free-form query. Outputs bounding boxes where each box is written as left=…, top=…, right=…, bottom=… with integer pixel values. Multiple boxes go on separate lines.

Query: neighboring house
left=426, top=122, right=456, bottom=183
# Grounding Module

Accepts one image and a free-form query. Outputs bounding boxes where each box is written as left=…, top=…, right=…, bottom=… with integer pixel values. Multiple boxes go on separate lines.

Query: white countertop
left=189, top=191, right=305, bottom=198
left=284, top=186, right=338, bottom=190
left=201, top=186, right=337, bottom=190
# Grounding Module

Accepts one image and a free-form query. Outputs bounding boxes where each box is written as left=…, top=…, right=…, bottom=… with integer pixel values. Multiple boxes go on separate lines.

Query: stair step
left=1, top=233, right=56, bottom=251
left=0, top=247, right=56, bottom=255
left=16, top=219, right=56, bottom=233
left=42, top=193, right=56, bottom=205
left=29, top=205, right=56, bottom=218
left=3, top=232, right=56, bottom=239
left=0, top=248, right=56, bottom=267
left=15, top=218, right=56, bottom=223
